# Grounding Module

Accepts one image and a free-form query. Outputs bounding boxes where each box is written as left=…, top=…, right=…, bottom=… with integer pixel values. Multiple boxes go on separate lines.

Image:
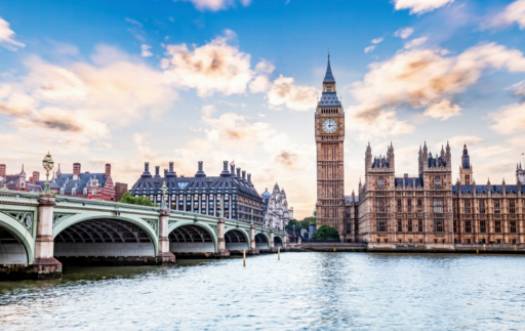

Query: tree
left=313, top=225, right=340, bottom=242
left=119, top=192, right=154, bottom=207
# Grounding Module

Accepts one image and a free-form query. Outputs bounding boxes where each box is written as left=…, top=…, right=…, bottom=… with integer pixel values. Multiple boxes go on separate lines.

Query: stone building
left=356, top=143, right=454, bottom=248
left=130, top=161, right=265, bottom=224
left=452, top=145, right=525, bottom=245
left=314, top=55, right=346, bottom=236
left=0, top=164, right=43, bottom=193
left=262, top=183, right=293, bottom=231
left=48, top=163, right=116, bottom=201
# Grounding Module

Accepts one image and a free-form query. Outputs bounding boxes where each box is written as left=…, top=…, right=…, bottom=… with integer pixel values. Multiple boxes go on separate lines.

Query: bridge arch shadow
left=53, top=213, right=158, bottom=264
left=0, top=213, right=34, bottom=265
left=225, top=228, right=249, bottom=252
left=168, top=221, right=218, bottom=254
left=255, top=233, right=270, bottom=250
left=274, top=236, right=283, bottom=248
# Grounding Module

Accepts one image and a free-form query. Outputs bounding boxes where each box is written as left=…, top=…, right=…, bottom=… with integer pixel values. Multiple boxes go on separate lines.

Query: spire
left=323, top=53, right=335, bottom=83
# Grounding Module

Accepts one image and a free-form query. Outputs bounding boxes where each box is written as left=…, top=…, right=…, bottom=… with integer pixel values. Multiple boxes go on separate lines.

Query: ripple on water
left=1, top=253, right=525, bottom=330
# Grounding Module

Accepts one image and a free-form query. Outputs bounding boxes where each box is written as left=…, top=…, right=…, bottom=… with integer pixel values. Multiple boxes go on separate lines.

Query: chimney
left=242, top=170, right=246, bottom=181
left=230, top=163, right=235, bottom=175
left=0, top=164, right=5, bottom=177
left=155, top=166, right=160, bottom=177
left=221, top=161, right=230, bottom=176
left=105, top=163, right=111, bottom=176
left=196, top=161, right=206, bottom=177
left=144, top=162, right=150, bottom=173
left=169, top=162, right=174, bottom=173
left=73, top=162, right=81, bottom=176
left=198, top=161, right=203, bottom=171
left=236, top=168, right=241, bottom=178
left=247, top=173, right=252, bottom=184
left=31, top=171, right=40, bottom=183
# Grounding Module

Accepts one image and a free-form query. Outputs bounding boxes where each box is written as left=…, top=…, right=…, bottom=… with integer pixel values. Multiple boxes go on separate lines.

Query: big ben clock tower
left=315, top=55, right=345, bottom=237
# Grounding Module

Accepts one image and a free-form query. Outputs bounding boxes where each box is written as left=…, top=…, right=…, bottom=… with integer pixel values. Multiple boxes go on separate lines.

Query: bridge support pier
left=157, top=209, right=176, bottom=264
left=216, top=218, right=230, bottom=257
left=32, top=194, right=62, bottom=279
left=249, top=224, right=259, bottom=254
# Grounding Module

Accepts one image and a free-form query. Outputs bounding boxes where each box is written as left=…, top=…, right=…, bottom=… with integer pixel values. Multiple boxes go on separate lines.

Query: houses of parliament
left=315, top=57, right=525, bottom=249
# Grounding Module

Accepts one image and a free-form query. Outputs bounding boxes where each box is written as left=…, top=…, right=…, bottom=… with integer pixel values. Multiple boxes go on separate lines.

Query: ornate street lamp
left=160, top=179, right=168, bottom=210
left=42, top=152, right=54, bottom=193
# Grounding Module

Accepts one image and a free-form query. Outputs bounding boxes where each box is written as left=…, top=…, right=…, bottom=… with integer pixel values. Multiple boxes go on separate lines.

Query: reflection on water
left=1, top=253, right=525, bottom=330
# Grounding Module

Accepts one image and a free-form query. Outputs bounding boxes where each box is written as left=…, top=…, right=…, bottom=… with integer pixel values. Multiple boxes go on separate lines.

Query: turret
left=365, top=142, right=372, bottom=174
left=459, top=144, right=473, bottom=185
left=387, top=142, right=395, bottom=168
left=517, top=162, right=525, bottom=185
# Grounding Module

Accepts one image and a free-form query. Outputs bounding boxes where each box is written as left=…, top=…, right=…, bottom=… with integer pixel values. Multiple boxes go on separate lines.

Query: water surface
left=1, top=253, right=525, bottom=330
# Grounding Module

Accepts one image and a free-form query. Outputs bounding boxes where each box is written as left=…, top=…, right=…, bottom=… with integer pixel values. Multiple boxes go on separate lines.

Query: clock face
left=322, top=119, right=337, bottom=133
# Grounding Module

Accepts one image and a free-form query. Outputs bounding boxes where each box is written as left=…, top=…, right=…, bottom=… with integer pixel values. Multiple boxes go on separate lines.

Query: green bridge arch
left=0, top=212, right=35, bottom=264
left=168, top=220, right=219, bottom=252
left=53, top=212, right=159, bottom=254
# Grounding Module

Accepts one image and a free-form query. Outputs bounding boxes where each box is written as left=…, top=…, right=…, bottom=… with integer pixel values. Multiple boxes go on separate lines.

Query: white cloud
left=490, top=102, right=525, bottom=134
left=364, top=37, right=383, bottom=54
left=141, top=44, right=152, bottom=58
left=424, top=99, right=461, bottom=120
left=404, top=36, right=428, bottom=49
left=448, top=135, right=483, bottom=147
left=189, top=0, right=251, bottom=11
left=509, top=80, right=525, bottom=97
left=0, top=17, right=25, bottom=50
left=491, top=0, right=525, bottom=29
left=267, top=75, right=318, bottom=111
left=350, top=42, right=525, bottom=132
left=0, top=45, right=176, bottom=144
left=395, top=27, right=414, bottom=39
left=162, top=31, right=256, bottom=96
left=393, top=0, right=454, bottom=14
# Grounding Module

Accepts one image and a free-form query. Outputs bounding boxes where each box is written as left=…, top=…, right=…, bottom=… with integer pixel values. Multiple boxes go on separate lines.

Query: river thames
left=1, top=252, right=524, bottom=330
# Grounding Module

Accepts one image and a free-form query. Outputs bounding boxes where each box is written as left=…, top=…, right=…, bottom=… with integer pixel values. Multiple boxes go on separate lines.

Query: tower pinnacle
left=323, top=53, right=335, bottom=83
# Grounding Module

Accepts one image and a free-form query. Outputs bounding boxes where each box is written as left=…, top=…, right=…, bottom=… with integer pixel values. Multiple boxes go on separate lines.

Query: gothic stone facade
left=262, top=184, right=293, bottom=231
left=315, top=56, right=345, bottom=237
left=356, top=143, right=454, bottom=248
left=346, top=143, right=525, bottom=247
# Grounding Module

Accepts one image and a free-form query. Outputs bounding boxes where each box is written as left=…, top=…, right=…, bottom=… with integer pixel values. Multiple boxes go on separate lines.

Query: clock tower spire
left=315, top=54, right=345, bottom=238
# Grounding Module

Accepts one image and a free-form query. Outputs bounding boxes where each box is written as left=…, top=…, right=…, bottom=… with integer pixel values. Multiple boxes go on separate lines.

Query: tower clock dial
left=322, top=118, right=337, bottom=133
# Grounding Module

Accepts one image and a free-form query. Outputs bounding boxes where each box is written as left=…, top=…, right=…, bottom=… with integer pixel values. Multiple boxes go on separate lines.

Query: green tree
left=119, top=192, right=154, bottom=207
left=313, top=225, right=340, bottom=241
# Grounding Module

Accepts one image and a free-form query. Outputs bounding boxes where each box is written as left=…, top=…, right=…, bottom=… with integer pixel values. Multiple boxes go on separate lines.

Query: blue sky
left=0, top=0, right=524, bottom=217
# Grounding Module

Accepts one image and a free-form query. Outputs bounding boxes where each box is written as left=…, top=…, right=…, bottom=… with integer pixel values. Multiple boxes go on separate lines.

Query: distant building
left=0, top=164, right=42, bottom=193
left=130, top=161, right=265, bottom=224
left=114, top=182, right=128, bottom=201
left=262, top=183, right=293, bottom=231
left=48, top=163, right=116, bottom=201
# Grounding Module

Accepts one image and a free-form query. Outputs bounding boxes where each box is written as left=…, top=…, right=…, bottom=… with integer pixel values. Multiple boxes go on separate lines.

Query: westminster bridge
left=0, top=191, right=286, bottom=278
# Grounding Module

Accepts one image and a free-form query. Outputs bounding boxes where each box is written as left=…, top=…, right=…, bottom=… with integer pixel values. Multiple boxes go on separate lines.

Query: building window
left=434, top=176, right=442, bottom=189
left=495, top=220, right=502, bottom=233
left=418, top=219, right=423, bottom=233
left=479, top=200, right=486, bottom=214
left=464, top=200, right=471, bottom=214
left=397, top=199, right=402, bottom=212
left=434, top=218, right=444, bottom=233
left=465, top=220, right=472, bottom=233
left=377, top=177, right=385, bottom=189
left=408, top=219, right=413, bottom=232
left=509, top=200, right=516, bottom=214
left=397, top=219, right=402, bottom=232
left=494, top=200, right=501, bottom=214
left=480, top=220, right=486, bottom=233
left=510, top=221, right=517, bottom=233
left=432, top=199, right=444, bottom=214
left=377, top=219, right=387, bottom=232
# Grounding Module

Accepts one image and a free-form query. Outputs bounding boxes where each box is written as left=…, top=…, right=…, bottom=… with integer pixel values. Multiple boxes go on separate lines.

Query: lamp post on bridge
left=42, top=152, right=54, bottom=194
left=158, top=179, right=176, bottom=264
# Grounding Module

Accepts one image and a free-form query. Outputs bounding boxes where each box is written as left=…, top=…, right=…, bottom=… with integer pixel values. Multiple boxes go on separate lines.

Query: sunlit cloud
left=393, top=0, right=454, bottom=14
left=490, top=102, right=525, bottom=135
left=350, top=42, right=525, bottom=134
left=189, top=0, right=251, bottom=12
left=491, top=0, right=525, bottom=29
left=267, top=75, right=318, bottom=111
left=394, top=27, right=414, bottom=39
left=0, top=17, right=25, bottom=50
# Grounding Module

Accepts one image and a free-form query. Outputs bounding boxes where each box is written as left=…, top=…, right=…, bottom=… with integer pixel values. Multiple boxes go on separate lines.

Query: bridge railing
left=0, top=189, right=285, bottom=233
